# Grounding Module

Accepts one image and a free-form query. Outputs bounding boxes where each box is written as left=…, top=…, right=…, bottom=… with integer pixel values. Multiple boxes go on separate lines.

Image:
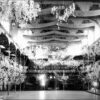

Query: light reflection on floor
left=1, top=91, right=100, bottom=100
left=39, top=91, right=45, bottom=99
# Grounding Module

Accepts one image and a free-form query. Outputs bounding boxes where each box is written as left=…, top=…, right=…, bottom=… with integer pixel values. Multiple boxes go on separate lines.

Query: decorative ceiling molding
left=29, top=26, right=91, bottom=32
left=20, top=21, right=95, bottom=29
left=28, top=38, right=81, bottom=43
left=24, top=34, right=86, bottom=41
left=24, top=34, right=86, bottom=38
left=23, top=30, right=86, bottom=36
left=24, top=27, right=94, bottom=36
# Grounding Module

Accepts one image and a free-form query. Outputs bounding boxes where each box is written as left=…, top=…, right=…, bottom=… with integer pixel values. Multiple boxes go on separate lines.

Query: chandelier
left=51, top=3, right=75, bottom=23
left=0, top=0, right=41, bottom=23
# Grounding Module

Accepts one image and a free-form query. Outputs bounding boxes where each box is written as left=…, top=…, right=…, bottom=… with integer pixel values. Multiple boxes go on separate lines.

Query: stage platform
left=1, top=91, right=100, bottom=100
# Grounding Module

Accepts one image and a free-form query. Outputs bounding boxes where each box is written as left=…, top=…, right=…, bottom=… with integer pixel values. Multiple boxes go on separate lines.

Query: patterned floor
left=1, top=91, right=100, bottom=100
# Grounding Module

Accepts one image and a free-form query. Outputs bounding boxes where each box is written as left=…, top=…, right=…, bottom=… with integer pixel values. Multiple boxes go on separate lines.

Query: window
left=67, top=20, right=74, bottom=24
left=77, top=30, right=83, bottom=34
left=75, top=4, right=81, bottom=11
left=41, top=29, right=51, bottom=33
left=82, top=19, right=91, bottom=24
left=89, top=4, right=100, bottom=10
left=59, top=30, right=69, bottom=33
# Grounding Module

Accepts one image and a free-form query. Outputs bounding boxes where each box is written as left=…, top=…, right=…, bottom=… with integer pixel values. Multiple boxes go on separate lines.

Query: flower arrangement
left=0, top=0, right=41, bottom=23
left=0, top=53, right=27, bottom=90
left=51, top=3, right=75, bottom=22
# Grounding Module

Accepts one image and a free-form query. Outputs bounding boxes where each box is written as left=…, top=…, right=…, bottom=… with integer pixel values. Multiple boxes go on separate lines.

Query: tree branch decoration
left=0, top=0, right=41, bottom=23
left=51, top=3, right=75, bottom=23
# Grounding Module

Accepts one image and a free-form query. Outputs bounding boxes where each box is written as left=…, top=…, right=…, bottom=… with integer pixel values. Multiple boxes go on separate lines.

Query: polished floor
left=0, top=91, right=99, bottom=100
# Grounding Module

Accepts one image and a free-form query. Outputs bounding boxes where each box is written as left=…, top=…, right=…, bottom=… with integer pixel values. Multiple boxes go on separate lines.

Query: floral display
left=77, top=60, right=100, bottom=87
left=0, top=53, right=27, bottom=90
left=51, top=3, right=75, bottom=22
left=0, top=0, right=41, bottom=23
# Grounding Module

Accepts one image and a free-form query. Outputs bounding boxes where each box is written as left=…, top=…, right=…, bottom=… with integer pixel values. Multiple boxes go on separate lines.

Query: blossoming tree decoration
left=0, top=0, right=41, bottom=23
left=14, top=0, right=41, bottom=22
left=51, top=3, right=75, bottom=22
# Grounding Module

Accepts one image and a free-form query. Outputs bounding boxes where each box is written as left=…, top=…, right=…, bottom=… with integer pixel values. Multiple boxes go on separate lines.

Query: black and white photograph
left=0, top=0, right=100, bottom=100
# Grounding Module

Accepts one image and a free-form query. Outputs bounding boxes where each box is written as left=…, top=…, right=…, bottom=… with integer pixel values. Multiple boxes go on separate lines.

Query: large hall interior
left=0, top=0, right=100, bottom=100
